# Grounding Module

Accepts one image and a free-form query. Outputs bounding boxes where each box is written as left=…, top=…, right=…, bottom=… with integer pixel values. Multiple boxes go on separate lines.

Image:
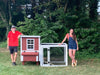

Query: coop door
left=50, top=47, right=65, bottom=65
left=43, top=47, right=65, bottom=65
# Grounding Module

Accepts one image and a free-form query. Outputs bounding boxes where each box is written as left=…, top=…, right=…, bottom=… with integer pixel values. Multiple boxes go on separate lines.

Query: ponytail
left=72, top=31, right=76, bottom=40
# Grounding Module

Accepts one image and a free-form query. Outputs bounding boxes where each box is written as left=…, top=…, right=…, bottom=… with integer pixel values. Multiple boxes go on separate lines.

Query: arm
left=7, top=38, right=9, bottom=49
left=59, top=35, right=67, bottom=45
left=17, top=31, right=24, bottom=38
left=76, top=38, right=79, bottom=51
left=18, top=33, right=23, bottom=39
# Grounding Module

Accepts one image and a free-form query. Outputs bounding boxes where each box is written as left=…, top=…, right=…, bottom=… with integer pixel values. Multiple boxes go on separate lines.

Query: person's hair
left=70, top=29, right=76, bottom=40
left=72, top=31, right=76, bottom=40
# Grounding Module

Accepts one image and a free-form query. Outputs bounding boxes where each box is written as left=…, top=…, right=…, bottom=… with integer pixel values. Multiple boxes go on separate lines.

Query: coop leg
left=36, top=61, right=39, bottom=65
left=22, top=61, right=25, bottom=65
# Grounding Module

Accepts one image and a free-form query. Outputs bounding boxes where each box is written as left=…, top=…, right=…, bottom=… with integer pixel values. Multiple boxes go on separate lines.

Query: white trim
left=36, top=56, right=38, bottom=61
left=42, top=65, right=67, bottom=67
left=41, top=43, right=67, bottom=46
left=39, top=46, right=43, bottom=66
left=65, top=44, right=68, bottom=66
left=20, top=37, right=23, bottom=61
left=26, top=39, right=35, bottom=50
left=20, top=35, right=40, bottom=38
left=21, top=55, right=23, bottom=61
left=39, top=37, right=41, bottom=61
left=41, top=43, right=67, bottom=48
left=47, top=48, right=50, bottom=63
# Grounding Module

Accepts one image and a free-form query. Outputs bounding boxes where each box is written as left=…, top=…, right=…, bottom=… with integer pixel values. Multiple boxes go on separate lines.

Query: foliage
left=0, top=0, right=9, bottom=40
left=75, top=26, right=100, bottom=55
left=17, top=14, right=62, bottom=43
left=0, top=0, right=100, bottom=57
left=17, top=0, right=100, bottom=56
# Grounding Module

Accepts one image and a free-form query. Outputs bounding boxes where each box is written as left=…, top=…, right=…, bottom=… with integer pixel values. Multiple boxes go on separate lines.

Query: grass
left=0, top=41, right=7, bottom=48
left=0, top=48, right=100, bottom=75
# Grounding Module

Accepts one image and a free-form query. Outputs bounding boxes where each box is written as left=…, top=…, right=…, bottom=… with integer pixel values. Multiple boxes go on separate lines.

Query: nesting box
left=20, top=35, right=40, bottom=65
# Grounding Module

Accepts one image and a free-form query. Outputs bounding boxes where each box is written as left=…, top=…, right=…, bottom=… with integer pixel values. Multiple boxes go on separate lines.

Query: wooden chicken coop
left=20, top=35, right=40, bottom=65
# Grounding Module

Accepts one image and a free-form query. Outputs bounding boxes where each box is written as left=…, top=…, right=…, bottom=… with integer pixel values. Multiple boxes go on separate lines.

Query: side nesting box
left=20, top=35, right=40, bottom=65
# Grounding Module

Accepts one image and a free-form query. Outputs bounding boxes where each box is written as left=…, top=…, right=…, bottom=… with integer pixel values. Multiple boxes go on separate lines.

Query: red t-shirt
left=7, top=31, right=22, bottom=46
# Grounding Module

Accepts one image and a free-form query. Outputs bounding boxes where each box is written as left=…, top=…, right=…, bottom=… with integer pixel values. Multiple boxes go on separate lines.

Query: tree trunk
left=8, top=0, right=12, bottom=25
left=64, top=1, right=68, bottom=13
left=5, top=0, right=10, bottom=37
left=0, top=12, right=6, bottom=22
left=89, top=0, right=98, bottom=20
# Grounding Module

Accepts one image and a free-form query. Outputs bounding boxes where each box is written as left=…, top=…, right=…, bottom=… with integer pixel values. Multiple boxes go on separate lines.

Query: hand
left=7, top=45, right=9, bottom=50
left=18, top=35, right=20, bottom=38
left=58, top=43, right=62, bottom=46
left=77, top=47, right=79, bottom=51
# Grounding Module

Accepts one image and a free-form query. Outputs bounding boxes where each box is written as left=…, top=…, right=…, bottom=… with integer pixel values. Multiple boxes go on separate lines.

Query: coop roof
left=20, top=35, right=40, bottom=38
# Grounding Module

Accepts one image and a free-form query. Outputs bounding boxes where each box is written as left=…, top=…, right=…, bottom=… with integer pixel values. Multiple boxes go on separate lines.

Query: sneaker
left=12, top=62, right=15, bottom=66
left=72, top=63, right=75, bottom=67
left=14, top=62, right=17, bottom=65
left=12, top=62, right=17, bottom=66
left=74, top=60, right=77, bottom=66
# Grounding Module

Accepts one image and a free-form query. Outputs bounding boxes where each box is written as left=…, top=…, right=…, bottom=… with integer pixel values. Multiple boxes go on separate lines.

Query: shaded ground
left=0, top=48, right=9, bottom=52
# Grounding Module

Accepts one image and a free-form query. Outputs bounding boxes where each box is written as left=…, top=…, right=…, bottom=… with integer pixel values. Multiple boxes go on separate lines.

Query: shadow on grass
left=22, top=62, right=40, bottom=66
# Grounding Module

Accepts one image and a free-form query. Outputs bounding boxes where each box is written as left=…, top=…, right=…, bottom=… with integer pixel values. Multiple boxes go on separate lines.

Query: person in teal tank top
left=59, top=29, right=79, bottom=67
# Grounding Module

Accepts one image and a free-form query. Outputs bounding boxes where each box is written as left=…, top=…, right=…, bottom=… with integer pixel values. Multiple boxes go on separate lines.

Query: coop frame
left=39, top=43, right=68, bottom=67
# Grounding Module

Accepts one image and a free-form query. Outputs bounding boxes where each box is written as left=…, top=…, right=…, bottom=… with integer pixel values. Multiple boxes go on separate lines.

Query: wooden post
left=36, top=61, right=39, bottom=65
left=22, top=61, right=25, bottom=65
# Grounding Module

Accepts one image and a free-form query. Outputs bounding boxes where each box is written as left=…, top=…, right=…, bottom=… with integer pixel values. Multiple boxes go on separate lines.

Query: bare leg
left=73, top=50, right=77, bottom=66
left=69, top=49, right=74, bottom=63
left=14, top=52, right=17, bottom=62
left=11, top=54, right=14, bottom=62
left=72, top=50, right=76, bottom=63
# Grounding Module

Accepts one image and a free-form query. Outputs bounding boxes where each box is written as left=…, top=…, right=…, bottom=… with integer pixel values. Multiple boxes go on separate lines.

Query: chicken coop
left=20, top=35, right=40, bottom=65
left=20, top=35, right=68, bottom=67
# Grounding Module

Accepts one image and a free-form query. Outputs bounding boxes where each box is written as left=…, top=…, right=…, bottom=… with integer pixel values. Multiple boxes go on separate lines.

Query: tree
left=17, top=0, right=100, bottom=56
left=17, top=15, right=62, bottom=43
left=0, top=0, right=25, bottom=41
left=0, top=0, right=11, bottom=40
left=0, top=0, right=99, bottom=56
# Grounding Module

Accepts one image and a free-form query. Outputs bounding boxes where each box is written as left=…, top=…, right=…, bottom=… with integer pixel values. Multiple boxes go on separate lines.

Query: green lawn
left=0, top=48, right=100, bottom=75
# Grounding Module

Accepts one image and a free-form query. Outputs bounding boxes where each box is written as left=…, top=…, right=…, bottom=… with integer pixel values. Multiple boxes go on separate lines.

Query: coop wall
left=22, top=37, right=39, bottom=51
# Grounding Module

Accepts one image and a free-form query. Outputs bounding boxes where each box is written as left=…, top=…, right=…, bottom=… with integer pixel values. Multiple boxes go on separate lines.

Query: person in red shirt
left=7, top=25, right=23, bottom=65
left=59, top=29, right=79, bottom=67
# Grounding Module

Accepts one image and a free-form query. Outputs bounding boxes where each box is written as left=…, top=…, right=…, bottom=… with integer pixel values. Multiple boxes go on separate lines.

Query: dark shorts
left=9, top=46, right=18, bottom=54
